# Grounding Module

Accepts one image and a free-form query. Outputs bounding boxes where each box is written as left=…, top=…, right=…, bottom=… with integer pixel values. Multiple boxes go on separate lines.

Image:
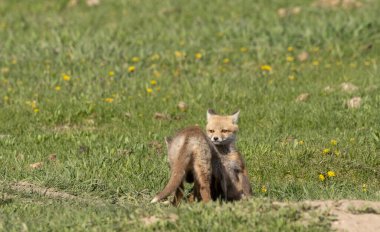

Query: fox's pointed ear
left=231, top=110, right=240, bottom=124
left=165, top=136, right=172, bottom=147
left=207, top=109, right=217, bottom=122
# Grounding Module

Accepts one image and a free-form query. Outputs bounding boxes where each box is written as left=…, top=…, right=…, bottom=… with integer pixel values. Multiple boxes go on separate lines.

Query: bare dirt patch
left=276, top=200, right=380, bottom=232
left=8, top=181, right=78, bottom=200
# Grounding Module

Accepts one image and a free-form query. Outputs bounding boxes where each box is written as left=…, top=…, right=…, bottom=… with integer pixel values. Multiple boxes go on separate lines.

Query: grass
left=1, top=0, right=380, bottom=231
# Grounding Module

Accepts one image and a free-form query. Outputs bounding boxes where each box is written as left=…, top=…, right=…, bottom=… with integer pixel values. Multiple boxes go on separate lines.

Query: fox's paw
left=150, top=196, right=159, bottom=203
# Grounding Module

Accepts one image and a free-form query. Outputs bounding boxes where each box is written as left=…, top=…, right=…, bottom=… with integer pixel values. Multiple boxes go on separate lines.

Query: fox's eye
left=208, top=130, right=214, bottom=133
left=221, top=129, right=230, bottom=133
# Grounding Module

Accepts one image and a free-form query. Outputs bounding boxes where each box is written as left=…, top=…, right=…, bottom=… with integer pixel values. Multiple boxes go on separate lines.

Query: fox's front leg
left=239, top=169, right=252, bottom=198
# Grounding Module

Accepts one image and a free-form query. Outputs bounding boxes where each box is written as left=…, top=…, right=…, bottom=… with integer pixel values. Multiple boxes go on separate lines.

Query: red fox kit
left=206, top=109, right=252, bottom=201
left=151, top=126, right=217, bottom=205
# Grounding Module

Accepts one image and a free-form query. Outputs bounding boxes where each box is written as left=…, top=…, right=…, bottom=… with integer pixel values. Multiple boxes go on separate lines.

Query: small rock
left=341, top=82, right=358, bottom=93
left=154, top=112, right=170, bottom=120
left=48, top=154, right=57, bottom=161
left=297, top=51, right=309, bottom=62
left=277, top=8, right=288, bottom=17
left=30, top=162, right=43, bottom=169
left=86, top=0, right=100, bottom=6
left=346, top=97, right=362, bottom=109
left=324, top=86, right=334, bottom=93
left=177, top=101, right=187, bottom=112
left=296, top=93, right=310, bottom=102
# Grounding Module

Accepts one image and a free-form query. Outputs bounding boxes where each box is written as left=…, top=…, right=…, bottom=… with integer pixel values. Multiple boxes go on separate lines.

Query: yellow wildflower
left=334, top=150, right=340, bottom=156
left=128, top=66, right=135, bottom=73
left=362, top=184, right=367, bottom=192
left=286, top=56, right=294, bottom=62
left=327, top=171, right=336, bottom=177
left=288, top=75, right=296, bottom=81
left=146, top=88, right=153, bottom=94
left=322, top=148, right=330, bottom=155
left=223, top=58, right=230, bottom=64
left=104, top=98, right=114, bottom=103
left=175, top=51, right=185, bottom=58
left=62, top=74, right=71, bottom=81
left=330, top=139, right=337, bottom=146
left=55, top=86, right=61, bottom=91
left=11, top=58, right=17, bottom=65
left=150, top=80, right=157, bottom=85
left=3, top=96, right=9, bottom=102
left=195, top=53, right=202, bottom=60
left=1, top=67, right=10, bottom=74
left=287, top=46, right=294, bottom=52
left=240, top=47, right=248, bottom=53
left=312, top=60, right=319, bottom=66
left=131, top=56, right=140, bottom=63
left=298, top=140, right=304, bottom=145
left=153, top=70, right=161, bottom=78
left=312, top=47, right=319, bottom=53
left=319, top=174, right=325, bottom=181
left=108, top=71, right=115, bottom=77
left=150, top=53, right=160, bottom=61
left=261, top=185, right=267, bottom=193
left=261, top=65, right=272, bottom=72
left=34, top=108, right=39, bottom=113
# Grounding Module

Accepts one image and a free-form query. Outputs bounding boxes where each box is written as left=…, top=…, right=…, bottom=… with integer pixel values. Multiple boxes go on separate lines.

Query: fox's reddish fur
left=206, top=109, right=252, bottom=201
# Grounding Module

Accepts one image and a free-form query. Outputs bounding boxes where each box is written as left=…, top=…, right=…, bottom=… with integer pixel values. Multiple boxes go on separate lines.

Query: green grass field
left=1, top=0, right=380, bottom=231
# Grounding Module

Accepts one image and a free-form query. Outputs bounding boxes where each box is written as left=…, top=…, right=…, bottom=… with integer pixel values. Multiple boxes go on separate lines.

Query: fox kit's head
left=206, top=109, right=239, bottom=146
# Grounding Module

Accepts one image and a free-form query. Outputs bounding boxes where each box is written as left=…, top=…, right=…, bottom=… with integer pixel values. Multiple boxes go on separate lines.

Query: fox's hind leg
left=172, top=182, right=184, bottom=206
left=193, top=164, right=211, bottom=203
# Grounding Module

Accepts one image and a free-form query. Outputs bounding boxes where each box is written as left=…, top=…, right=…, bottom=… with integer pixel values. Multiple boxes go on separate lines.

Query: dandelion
left=153, top=70, right=161, bottom=78
left=240, top=47, right=248, bottom=53
left=195, top=53, right=202, bottom=60
left=327, top=171, right=336, bottom=177
left=261, top=185, right=267, bottom=193
left=312, top=60, right=319, bottom=66
left=104, top=98, right=114, bottom=103
left=288, top=75, right=296, bottom=81
left=1, top=67, right=10, bottom=74
left=128, top=66, right=135, bottom=73
left=286, top=56, right=294, bottom=62
left=330, top=139, right=337, bottom=146
left=322, top=148, right=330, bottom=155
left=150, top=53, right=160, bottom=61
left=362, top=184, right=367, bottom=192
left=175, top=51, right=185, bottom=58
left=131, top=56, right=140, bottom=63
left=223, top=58, right=230, bottom=64
left=108, top=71, right=115, bottom=77
left=150, top=80, right=157, bottom=85
left=287, top=46, right=294, bottom=52
left=298, top=140, right=304, bottom=145
left=34, top=108, right=39, bottom=113
left=62, top=74, right=71, bottom=81
left=312, top=47, right=319, bottom=53
left=55, top=86, right=61, bottom=91
left=146, top=88, right=153, bottom=94
left=319, top=174, right=325, bottom=181
left=261, top=65, right=272, bottom=72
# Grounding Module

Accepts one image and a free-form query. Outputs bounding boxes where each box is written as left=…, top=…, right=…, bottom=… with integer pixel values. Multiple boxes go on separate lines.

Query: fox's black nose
left=213, top=137, right=219, bottom=141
